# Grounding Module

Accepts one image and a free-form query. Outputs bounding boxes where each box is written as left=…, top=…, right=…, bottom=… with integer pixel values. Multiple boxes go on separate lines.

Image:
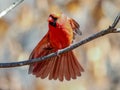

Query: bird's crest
left=49, top=6, right=62, bottom=18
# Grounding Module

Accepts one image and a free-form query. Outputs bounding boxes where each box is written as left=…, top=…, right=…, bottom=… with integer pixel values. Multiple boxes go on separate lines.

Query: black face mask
left=49, top=21, right=56, bottom=27
left=49, top=15, right=57, bottom=27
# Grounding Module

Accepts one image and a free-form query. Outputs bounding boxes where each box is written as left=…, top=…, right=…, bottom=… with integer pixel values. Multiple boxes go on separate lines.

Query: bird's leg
left=56, top=49, right=63, bottom=56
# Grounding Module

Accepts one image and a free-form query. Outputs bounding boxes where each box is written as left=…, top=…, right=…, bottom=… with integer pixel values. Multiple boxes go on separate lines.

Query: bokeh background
left=0, top=0, right=120, bottom=90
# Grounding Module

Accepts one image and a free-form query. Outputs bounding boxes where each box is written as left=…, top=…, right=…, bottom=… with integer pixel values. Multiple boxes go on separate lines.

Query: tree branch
left=0, top=13, right=119, bottom=68
left=0, top=0, right=24, bottom=18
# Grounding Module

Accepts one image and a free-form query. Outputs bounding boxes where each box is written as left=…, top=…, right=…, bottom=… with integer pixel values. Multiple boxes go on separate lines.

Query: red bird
left=28, top=12, right=84, bottom=81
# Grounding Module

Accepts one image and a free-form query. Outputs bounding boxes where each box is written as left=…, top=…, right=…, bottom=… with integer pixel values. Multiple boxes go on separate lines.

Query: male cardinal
left=28, top=12, right=84, bottom=81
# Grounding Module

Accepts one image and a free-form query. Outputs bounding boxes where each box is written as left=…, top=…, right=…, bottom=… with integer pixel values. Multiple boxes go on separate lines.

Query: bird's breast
left=49, top=25, right=73, bottom=49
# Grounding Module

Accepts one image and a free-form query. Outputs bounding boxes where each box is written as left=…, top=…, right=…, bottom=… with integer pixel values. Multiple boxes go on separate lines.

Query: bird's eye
left=53, top=17, right=57, bottom=20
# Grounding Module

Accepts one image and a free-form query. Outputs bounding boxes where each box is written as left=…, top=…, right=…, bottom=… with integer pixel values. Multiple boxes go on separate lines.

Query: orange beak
left=48, top=16, right=54, bottom=23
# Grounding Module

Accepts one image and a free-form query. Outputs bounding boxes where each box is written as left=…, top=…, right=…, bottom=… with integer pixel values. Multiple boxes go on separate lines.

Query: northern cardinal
left=28, top=12, right=84, bottom=81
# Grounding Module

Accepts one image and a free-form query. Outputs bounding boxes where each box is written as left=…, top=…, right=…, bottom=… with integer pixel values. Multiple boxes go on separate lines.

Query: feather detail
left=40, top=55, right=55, bottom=78
left=67, top=51, right=76, bottom=79
left=48, top=56, right=58, bottom=80
left=69, top=18, right=82, bottom=35
left=28, top=33, right=51, bottom=74
left=58, top=55, right=64, bottom=81
left=63, top=53, right=71, bottom=81
left=52, top=57, right=60, bottom=80
left=29, top=48, right=83, bottom=81
left=28, top=13, right=84, bottom=81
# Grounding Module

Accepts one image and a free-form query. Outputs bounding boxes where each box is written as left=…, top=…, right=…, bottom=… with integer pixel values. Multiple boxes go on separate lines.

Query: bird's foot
left=56, top=49, right=62, bottom=56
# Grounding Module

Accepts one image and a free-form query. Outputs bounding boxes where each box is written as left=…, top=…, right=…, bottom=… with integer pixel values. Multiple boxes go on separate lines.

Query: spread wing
left=28, top=33, right=52, bottom=74
left=69, top=18, right=82, bottom=35
left=29, top=33, right=50, bottom=59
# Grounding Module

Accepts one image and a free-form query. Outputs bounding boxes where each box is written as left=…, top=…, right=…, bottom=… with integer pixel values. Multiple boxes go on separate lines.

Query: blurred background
left=0, top=0, right=120, bottom=90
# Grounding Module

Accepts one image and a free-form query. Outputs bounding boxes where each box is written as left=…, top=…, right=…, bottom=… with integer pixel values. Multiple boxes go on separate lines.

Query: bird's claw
left=56, top=49, right=62, bottom=56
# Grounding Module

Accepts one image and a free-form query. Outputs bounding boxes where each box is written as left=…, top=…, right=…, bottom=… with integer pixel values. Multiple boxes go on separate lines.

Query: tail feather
left=58, top=55, right=64, bottom=81
left=48, top=57, right=58, bottom=80
left=33, top=61, right=46, bottom=76
left=40, top=58, right=54, bottom=79
left=63, top=53, right=71, bottom=80
left=29, top=51, right=84, bottom=81
left=32, top=50, right=53, bottom=77
left=37, top=60, right=49, bottom=78
left=74, top=56, right=84, bottom=72
left=71, top=53, right=84, bottom=74
left=67, top=52, right=77, bottom=79
left=32, top=51, right=49, bottom=75
left=52, top=57, right=61, bottom=80
left=28, top=51, right=47, bottom=74
left=70, top=53, right=81, bottom=76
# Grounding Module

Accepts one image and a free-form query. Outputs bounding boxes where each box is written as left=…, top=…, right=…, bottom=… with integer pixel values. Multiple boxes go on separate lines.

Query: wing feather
left=69, top=18, right=82, bottom=35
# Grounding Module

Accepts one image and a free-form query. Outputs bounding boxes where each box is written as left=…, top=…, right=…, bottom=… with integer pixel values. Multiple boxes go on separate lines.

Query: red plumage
left=28, top=13, right=84, bottom=81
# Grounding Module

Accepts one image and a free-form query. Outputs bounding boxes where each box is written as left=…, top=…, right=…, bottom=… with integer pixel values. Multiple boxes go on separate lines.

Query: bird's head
left=48, top=13, right=61, bottom=27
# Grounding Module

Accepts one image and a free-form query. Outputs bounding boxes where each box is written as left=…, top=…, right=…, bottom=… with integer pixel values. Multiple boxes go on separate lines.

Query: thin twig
left=0, top=13, right=119, bottom=68
left=0, top=0, right=24, bottom=18
left=111, top=13, right=120, bottom=28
